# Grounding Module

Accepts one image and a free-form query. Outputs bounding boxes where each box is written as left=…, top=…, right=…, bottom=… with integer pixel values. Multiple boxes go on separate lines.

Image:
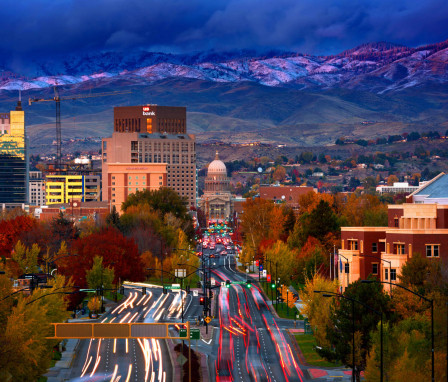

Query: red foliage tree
left=0, top=216, right=37, bottom=258
left=58, top=227, right=145, bottom=288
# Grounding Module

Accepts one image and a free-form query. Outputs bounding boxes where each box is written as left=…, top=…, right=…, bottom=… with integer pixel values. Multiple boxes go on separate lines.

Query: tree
left=11, top=241, right=40, bottom=276
left=86, top=256, right=115, bottom=291
left=0, top=215, right=36, bottom=258
left=280, top=285, right=297, bottom=308
left=0, top=275, right=70, bottom=381
left=87, top=296, right=101, bottom=314
left=264, top=241, right=297, bottom=283
left=58, top=227, right=144, bottom=289
left=105, top=205, right=121, bottom=229
left=301, top=274, right=339, bottom=348
left=272, top=166, right=286, bottom=182
left=122, top=187, right=189, bottom=221
left=387, top=175, right=399, bottom=186
left=322, top=279, right=390, bottom=381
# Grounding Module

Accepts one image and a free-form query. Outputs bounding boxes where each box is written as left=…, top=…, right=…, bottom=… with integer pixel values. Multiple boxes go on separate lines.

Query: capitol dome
left=208, top=151, right=227, bottom=174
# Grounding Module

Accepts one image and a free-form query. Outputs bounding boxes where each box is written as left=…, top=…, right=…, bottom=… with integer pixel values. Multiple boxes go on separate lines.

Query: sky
left=2, top=0, right=448, bottom=65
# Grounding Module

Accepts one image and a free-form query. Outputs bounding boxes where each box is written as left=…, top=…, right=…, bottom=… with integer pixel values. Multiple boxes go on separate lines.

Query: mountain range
left=0, top=39, right=447, bottom=152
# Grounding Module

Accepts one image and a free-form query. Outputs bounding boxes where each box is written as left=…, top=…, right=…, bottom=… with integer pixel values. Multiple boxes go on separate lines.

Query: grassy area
left=145, top=274, right=201, bottom=288
left=274, top=302, right=299, bottom=319
left=295, top=334, right=342, bottom=367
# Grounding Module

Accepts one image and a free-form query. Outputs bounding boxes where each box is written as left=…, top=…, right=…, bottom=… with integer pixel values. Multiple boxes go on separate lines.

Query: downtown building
left=0, top=100, right=28, bottom=208
left=102, top=105, right=196, bottom=212
left=338, top=173, right=448, bottom=292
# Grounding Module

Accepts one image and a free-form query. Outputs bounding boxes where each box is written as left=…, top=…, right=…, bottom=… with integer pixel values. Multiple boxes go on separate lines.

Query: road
left=205, top=242, right=305, bottom=382
left=68, top=285, right=188, bottom=382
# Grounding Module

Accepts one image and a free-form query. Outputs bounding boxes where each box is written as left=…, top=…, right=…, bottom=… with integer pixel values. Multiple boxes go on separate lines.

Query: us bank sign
left=142, top=106, right=156, bottom=116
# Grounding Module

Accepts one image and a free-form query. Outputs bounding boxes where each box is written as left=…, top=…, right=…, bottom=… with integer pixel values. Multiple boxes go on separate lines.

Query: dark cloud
left=1, top=0, right=447, bottom=64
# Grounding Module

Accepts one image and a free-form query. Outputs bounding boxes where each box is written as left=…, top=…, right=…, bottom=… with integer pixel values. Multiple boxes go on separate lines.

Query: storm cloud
left=2, top=0, right=447, bottom=62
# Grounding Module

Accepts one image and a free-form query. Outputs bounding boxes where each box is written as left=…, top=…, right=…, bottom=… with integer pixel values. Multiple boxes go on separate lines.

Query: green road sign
left=179, top=328, right=187, bottom=338
left=165, top=285, right=181, bottom=290
left=232, top=281, right=247, bottom=285
left=190, top=329, right=200, bottom=340
left=80, top=289, right=96, bottom=292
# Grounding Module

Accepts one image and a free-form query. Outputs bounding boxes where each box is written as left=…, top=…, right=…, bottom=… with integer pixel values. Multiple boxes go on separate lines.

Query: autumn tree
left=11, top=241, right=40, bottom=276
left=0, top=215, right=36, bottom=258
left=87, top=296, right=101, bottom=314
left=339, top=194, right=387, bottom=227
left=0, top=275, right=70, bottom=381
left=272, top=165, right=286, bottom=182
left=387, top=175, right=399, bottom=186
left=58, top=227, right=144, bottom=289
left=301, top=274, right=339, bottom=349
left=264, top=241, right=298, bottom=283
left=86, top=256, right=115, bottom=291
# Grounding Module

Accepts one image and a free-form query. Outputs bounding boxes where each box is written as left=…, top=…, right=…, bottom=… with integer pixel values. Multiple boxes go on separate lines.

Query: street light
left=362, top=279, right=433, bottom=382
left=315, top=290, right=384, bottom=382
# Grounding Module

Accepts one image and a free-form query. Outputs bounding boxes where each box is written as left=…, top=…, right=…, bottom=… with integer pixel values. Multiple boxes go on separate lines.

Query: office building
left=45, top=175, right=101, bottom=205
left=0, top=101, right=28, bottom=204
left=102, top=105, right=196, bottom=209
left=106, top=163, right=167, bottom=212
left=29, top=171, right=46, bottom=206
left=338, top=173, right=448, bottom=292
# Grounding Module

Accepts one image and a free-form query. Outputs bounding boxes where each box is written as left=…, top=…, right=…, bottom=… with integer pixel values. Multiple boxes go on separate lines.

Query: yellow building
left=45, top=175, right=101, bottom=205
left=0, top=101, right=28, bottom=203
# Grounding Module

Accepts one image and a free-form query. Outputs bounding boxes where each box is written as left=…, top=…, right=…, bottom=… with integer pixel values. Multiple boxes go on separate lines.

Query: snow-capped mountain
left=1, top=40, right=448, bottom=93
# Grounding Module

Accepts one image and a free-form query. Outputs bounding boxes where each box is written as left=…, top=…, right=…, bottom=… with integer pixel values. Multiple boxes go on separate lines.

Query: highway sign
left=177, top=354, right=188, bottom=366
left=179, top=328, right=187, bottom=338
left=204, top=316, right=212, bottom=324
left=190, top=328, right=200, bottom=340
left=210, top=277, right=216, bottom=286
left=232, top=281, right=247, bottom=285
left=165, top=285, right=180, bottom=290
left=193, top=290, right=198, bottom=297
left=175, top=269, right=186, bottom=278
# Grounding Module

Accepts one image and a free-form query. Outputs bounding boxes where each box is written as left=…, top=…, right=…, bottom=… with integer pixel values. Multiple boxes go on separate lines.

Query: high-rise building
left=0, top=101, right=28, bottom=204
left=45, top=175, right=101, bottom=205
left=102, top=105, right=196, bottom=209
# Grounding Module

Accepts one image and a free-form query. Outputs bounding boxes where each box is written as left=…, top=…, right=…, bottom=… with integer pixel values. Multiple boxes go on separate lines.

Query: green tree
left=86, top=256, right=115, bottom=291
left=122, top=187, right=189, bottom=220
left=321, top=279, right=390, bottom=381
left=105, top=205, right=121, bottom=229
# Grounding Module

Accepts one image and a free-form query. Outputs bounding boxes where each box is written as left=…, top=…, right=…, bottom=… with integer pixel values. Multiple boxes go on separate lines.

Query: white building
left=29, top=171, right=46, bottom=206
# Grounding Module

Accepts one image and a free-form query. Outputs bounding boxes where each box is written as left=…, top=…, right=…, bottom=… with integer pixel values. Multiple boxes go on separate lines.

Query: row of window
left=348, top=239, right=440, bottom=257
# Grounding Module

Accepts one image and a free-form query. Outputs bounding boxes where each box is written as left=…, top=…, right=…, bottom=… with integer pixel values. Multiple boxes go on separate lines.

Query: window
left=372, top=242, right=378, bottom=252
left=390, top=269, right=397, bottom=281
left=394, top=217, right=399, bottom=227
left=348, top=240, right=358, bottom=250
left=426, top=245, right=440, bottom=257
left=385, top=268, right=388, bottom=281
left=345, top=263, right=350, bottom=274
left=394, top=243, right=405, bottom=255
left=372, top=263, right=378, bottom=275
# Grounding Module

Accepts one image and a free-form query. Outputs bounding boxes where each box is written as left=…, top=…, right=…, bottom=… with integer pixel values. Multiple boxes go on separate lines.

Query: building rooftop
left=410, top=173, right=448, bottom=203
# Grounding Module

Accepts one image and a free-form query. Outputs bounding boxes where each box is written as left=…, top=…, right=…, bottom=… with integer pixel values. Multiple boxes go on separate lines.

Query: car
left=226, top=246, right=231, bottom=250
left=221, top=251, right=228, bottom=256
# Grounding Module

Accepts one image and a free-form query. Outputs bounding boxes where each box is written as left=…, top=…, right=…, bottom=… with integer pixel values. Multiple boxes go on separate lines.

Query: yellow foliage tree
left=264, top=241, right=297, bottom=283
left=280, top=285, right=297, bottom=308
left=11, top=240, right=40, bottom=275
left=87, top=296, right=101, bottom=313
left=301, top=274, right=339, bottom=348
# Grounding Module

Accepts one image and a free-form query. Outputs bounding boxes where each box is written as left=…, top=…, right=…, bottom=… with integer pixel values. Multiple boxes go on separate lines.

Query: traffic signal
left=142, top=287, right=146, bottom=295
left=209, top=291, right=214, bottom=299
left=197, top=281, right=201, bottom=288
left=246, top=280, right=252, bottom=288
left=186, top=285, right=191, bottom=294
left=199, top=296, right=205, bottom=305
left=271, top=282, right=276, bottom=289
left=225, top=280, right=230, bottom=288
left=163, top=287, right=167, bottom=295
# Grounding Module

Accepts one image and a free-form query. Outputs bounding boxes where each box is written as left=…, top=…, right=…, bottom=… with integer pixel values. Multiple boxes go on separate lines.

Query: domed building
left=199, top=151, right=233, bottom=221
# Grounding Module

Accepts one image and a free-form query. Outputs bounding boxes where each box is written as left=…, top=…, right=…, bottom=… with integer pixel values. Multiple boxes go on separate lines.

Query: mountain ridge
left=1, top=38, right=448, bottom=94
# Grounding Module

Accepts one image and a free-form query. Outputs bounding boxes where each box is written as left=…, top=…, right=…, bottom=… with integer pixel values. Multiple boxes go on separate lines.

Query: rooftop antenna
left=16, top=89, right=23, bottom=111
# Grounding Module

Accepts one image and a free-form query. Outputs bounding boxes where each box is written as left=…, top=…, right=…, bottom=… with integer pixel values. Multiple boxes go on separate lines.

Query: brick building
left=259, top=186, right=316, bottom=211
left=102, top=105, right=196, bottom=210
left=339, top=173, right=448, bottom=292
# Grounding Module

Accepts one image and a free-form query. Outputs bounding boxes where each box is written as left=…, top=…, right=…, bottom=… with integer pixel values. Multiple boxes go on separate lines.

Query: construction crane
left=29, top=87, right=131, bottom=171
